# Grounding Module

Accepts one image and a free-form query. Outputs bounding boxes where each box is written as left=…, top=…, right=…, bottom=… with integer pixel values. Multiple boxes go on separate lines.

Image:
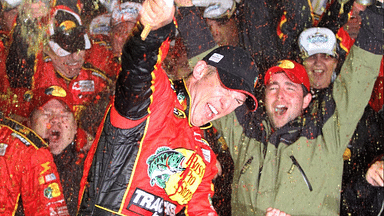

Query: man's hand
left=343, top=2, right=364, bottom=39
left=366, top=160, right=384, bottom=187
left=266, top=208, right=291, bottom=216
left=139, top=0, right=175, bottom=32
left=21, top=1, right=49, bottom=19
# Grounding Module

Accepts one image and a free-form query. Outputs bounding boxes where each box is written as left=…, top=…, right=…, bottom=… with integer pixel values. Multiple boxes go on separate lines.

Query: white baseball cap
left=1, top=0, right=22, bottom=8
left=192, top=0, right=236, bottom=19
left=299, top=27, right=337, bottom=59
left=89, top=13, right=112, bottom=36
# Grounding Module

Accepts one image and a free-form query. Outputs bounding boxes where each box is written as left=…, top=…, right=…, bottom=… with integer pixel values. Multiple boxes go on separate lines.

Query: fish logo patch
left=147, top=146, right=206, bottom=205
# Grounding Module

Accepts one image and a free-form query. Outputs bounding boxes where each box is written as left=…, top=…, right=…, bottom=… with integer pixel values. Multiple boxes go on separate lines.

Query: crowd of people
left=0, top=0, right=383, bottom=215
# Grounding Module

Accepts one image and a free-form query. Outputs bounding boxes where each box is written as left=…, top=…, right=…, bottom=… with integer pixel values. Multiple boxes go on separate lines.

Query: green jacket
left=213, top=46, right=382, bottom=215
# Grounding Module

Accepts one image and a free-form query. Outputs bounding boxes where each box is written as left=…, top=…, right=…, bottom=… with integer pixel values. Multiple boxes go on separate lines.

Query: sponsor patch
left=147, top=146, right=206, bottom=205
left=11, top=133, right=31, bottom=146
left=208, top=53, right=224, bottom=63
left=173, top=108, right=186, bottom=119
left=48, top=199, right=69, bottom=216
left=44, top=183, right=61, bottom=199
left=72, top=80, right=95, bottom=92
left=127, top=188, right=176, bottom=216
left=307, top=32, right=328, bottom=44
left=201, top=148, right=211, bottom=163
left=147, top=147, right=185, bottom=189
left=39, top=176, right=45, bottom=185
left=40, top=172, right=56, bottom=185
left=0, top=143, right=8, bottom=156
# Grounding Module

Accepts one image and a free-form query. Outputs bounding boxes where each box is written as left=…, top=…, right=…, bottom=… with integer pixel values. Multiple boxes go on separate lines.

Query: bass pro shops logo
left=147, top=146, right=206, bottom=205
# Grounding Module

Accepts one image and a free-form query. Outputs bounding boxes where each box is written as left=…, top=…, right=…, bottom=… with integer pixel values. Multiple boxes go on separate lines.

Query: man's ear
left=192, top=60, right=208, bottom=80
left=302, top=93, right=312, bottom=110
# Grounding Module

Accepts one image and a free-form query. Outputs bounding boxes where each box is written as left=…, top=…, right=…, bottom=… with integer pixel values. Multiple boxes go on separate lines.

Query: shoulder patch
left=173, top=107, right=186, bottom=119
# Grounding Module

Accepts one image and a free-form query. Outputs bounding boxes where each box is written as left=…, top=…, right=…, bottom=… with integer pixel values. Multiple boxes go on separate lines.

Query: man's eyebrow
left=285, top=81, right=299, bottom=88
left=267, top=80, right=279, bottom=86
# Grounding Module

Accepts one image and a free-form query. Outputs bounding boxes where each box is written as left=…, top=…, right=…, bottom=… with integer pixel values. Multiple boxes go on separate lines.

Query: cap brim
left=216, top=68, right=258, bottom=111
left=264, top=66, right=309, bottom=91
left=49, top=33, right=91, bottom=57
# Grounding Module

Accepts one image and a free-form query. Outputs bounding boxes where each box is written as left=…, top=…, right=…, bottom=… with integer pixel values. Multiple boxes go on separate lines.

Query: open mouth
left=275, top=105, right=288, bottom=115
left=313, top=69, right=324, bottom=74
left=49, top=130, right=61, bottom=142
left=208, top=103, right=218, bottom=117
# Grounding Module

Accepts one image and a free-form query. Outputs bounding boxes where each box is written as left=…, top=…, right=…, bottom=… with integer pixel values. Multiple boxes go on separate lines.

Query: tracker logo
left=127, top=188, right=176, bottom=216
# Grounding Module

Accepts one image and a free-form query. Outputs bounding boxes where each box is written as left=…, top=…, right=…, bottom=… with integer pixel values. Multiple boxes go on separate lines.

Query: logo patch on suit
left=147, top=146, right=206, bottom=205
left=0, top=143, right=8, bottom=156
left=173, top=108, right=186, bottom=119
left=127, top=188, right=176, bottom=216
left=39, top=173, right=57, bottom=185
left=44, top=183, right=61, bottom=199
left=72, top=80, right=95, bottom=92
left=11, top=133, right=31, bottom=146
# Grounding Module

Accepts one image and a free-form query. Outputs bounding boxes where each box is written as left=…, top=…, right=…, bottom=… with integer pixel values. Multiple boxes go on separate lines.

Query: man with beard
left=212, top=3, right=383, bottom=215
left=26, top=86, right=88, bottom=215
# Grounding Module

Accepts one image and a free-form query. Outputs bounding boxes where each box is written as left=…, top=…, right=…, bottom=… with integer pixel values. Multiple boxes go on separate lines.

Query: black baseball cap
left=202, top=46, right=259, bottom=111
left=48, top=6, right=91, bottom=56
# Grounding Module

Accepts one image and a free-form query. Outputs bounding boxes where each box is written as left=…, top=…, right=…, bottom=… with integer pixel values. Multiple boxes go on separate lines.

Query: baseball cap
left=264, top=60, right=310, bottom=92
left=89, top=13, right=112, bottom=36
left=202, top=46, right=259, bottom=111
left=24, top=86, right=74, bottom=116
left=192, top=0, right=236, bottom=19
left=48, top=7, right=91, bottom=57
left=299, top=27, right=337, bottom=59
left=0, top=0, right=22, bottom=10
left=89, top=2, right=141, bottom=36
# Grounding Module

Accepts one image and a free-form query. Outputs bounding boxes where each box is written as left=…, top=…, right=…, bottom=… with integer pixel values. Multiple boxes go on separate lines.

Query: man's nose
left=71, top=51, right=84, bottom=61
left=49, top=114, right=61, bottom=124
left=313, top=55, right=323, bottom=65
left=277, top=89, right=285, bottom=100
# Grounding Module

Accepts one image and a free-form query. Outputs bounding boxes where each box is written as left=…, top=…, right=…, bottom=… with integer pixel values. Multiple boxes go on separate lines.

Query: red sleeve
left=85, top=40, right=120, bottom=81
left=22, top=147, right=69, bottom=216
left=336, top=27, right=355, bottom=54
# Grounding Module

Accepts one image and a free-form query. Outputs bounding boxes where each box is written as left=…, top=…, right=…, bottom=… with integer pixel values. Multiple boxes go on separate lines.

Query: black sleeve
left=176, top=6, right=216, bottom=59
left=114, top=21, right=175, bottom=120
left=238, top=0, right=283, bottom=73
left=355, top=3, right=384, bottom=55
left=342, top=167, right=384, bottom=215
left=278, top=0, right=313, bottom=60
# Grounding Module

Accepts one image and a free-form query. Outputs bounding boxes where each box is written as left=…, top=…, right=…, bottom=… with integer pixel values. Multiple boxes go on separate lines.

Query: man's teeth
left=313, top=69, right=324, bottom=73
left=208, top=104, right=218, bottom=115
left=275, top=105, right=287, bottom=112
left=67, top=62, right=79, bottom=66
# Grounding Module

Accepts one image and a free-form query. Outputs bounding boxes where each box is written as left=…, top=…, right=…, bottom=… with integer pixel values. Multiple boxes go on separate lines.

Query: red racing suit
left=3, top=23, right=113, bottom=119
left=78, top=22, right=218, bottom=216
left=31, top=53, right=112, bottom=119
left=0, top=113, right=69, bottom=216
left=85, top=35, right=122, bottom=81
